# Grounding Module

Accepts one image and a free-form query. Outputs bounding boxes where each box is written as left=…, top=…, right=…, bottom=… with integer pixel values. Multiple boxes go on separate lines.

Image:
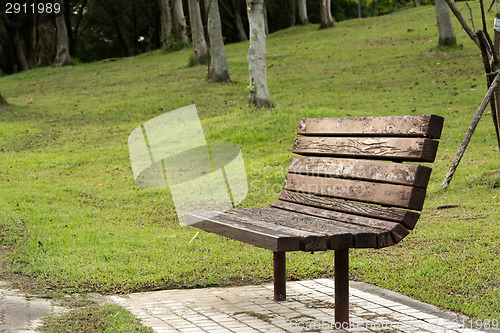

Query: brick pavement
left=109, top=279, right=491, bottom=333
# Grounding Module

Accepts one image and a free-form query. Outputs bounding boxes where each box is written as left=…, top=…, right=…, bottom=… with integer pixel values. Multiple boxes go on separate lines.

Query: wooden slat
left=186, top=211, right=302, bottom=252
left=297, top=114, right=444, bottom=139
left=284, top=174, right=426, bottom=210
left=292, top=137, right=440, bottom=162
left=288, top=156, right=432, bottom=188
left=222, top=209, right=350, bottom=250
left=271, top=200, right=409, bottom=244
left=227, top=208, right=393, bottom=249
left=278, top=191, right=419, bottom=230
left=221, top=209, right=331, bottom=251
left=263, top=207, right=393, bottom=249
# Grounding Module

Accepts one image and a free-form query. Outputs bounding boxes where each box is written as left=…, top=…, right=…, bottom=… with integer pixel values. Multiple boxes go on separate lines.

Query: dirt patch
left=294, top=298, right=334, bottom=309
left=233, top=310, right=275, bottom=323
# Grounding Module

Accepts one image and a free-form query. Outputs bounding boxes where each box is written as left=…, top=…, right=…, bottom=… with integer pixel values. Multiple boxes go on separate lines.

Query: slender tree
left=35, top=12, right=54, bottom=67
left=219, top=0, right=248, bottom=41
left=246, top=0, right=271, bottom=107
left=297, top=0, right=309, bottom=25
left=12, top=30, right=30, bottom=70
left=435, top=0, right=456, bottom=46
left=233, top=0, right=248, bottom=41
left=287, top=0, right=296, bottom=27
left=0, top=12, right=30, bottom=71
left=96, top=0, right=135, bottom=56
left=206, top=0, right=231, bottom=81
left=54, top=0, right=72, bottom=66
left=188, top=0, right=209, bottom=64
left=65, top=0, right=89, bottom=56
left=320, top=0, right=334, bottom=29
left=159, top=0, right=173, bottom=46
left=0, top=92, right=6, bottom=105
left=172, top=0, right=191, bottom=46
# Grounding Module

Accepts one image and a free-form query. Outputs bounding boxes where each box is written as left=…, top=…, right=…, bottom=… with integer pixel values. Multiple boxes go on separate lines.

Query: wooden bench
left=186, top=114, right=444, bottom=325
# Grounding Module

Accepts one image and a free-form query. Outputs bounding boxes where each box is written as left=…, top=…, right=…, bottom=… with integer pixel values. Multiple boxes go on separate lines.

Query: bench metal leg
left=273, top=251, right=286, bottom=301
left=335, top=249, right=349, bottom=326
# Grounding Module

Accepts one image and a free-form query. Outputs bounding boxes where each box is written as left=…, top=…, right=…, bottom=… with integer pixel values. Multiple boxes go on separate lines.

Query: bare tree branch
left=465, top=0, right=477, bottom=31
left=488, top=0, right=496, bottom=12
left=445, top=0, right=480, bottom=45
left=481, top=0, right=488, bottom=32
left=479, top=0, right=500, bottom=62
left=443, top=73, right=500, bottom=189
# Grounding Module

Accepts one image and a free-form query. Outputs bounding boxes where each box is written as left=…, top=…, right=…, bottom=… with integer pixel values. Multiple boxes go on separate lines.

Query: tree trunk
left=68, top=0, right=88, bottom=55
left=320, top=0, right=334, bottom=29
left=219, top=0, right=248, bottom=41
left=12, top=30, right=30, bottom=71
left=187, top=0, right=208, bottom=64
left=297, top=0, right=309, bottom=25
left=35, top=12, right=54, bottom=67
left=116, top=18, right=135, bottom=56
left=234, top=4, right=248, bottom=41
left=246, top=0, right=271, bottom=107
left=173, top=0, right=191, bottom=46
left=206, top=0, right=231, bottom=82
left=287, top=0, right=296, bottom=27
left=436, top=0, right=456, bottom=46
left=159, top=0, right=173, bottom=46
left=54, top=0, right=72, bottom=67
left=0, top=11, right=31, bottom=72
left=0, top=92, right=6, bottom=105
left=63, top=0, right=73, bottom=50
left=492, top=17, right=500, bottom=145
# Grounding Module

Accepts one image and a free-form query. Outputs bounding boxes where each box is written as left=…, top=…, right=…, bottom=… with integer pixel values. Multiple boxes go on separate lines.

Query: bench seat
left=188, top=205, right=406, bottom=252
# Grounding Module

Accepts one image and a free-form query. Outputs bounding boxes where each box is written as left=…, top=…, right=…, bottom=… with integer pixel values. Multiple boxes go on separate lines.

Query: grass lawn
left=1, top=2, right=499, bottom=324
left=39, top=301, right=154, bottom=333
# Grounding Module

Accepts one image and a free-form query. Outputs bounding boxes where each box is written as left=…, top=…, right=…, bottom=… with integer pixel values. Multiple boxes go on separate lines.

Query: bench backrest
left=271, top=114, right=444, bottom=247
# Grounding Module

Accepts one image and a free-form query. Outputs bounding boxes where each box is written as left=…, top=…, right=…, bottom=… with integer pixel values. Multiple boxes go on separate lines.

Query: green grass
left=39, top=303, right=154, bottom=333
left=1, top=3, right=500, bottom=323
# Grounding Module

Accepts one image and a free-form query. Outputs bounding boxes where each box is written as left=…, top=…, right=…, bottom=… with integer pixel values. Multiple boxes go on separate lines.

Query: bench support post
left=273, top=251, right=286, bottom=301
left=335, top=249, right=349, bottom=326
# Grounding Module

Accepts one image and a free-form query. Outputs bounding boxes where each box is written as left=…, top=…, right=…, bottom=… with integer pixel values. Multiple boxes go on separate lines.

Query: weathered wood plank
left=221, top=209, right=331, bottom=251
left=271, top=200, right=409, bottom=244
left=278, top=191, right=419, bottom=229
left=186, top=211, right=301, bottom=252
left=292, top=137, right=440, bottom=162
left=226, top=208, right=393, bottom=249
left=287, top=156, right=432, bottom=188
left=223, top=209, right=351, bottom=250
left=297, top=114, right=444, bottom=139
left=283, top=174, right=426, bottom=210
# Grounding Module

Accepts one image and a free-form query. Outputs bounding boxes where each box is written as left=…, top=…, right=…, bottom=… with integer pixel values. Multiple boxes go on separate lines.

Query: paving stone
left=102, top=280, right=490, bottom=333
left=0, top=285, right=67, bottom=333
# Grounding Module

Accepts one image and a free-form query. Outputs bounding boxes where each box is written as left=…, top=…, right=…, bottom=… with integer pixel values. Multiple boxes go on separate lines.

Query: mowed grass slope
left=1, top=4, right=499, bottom=321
